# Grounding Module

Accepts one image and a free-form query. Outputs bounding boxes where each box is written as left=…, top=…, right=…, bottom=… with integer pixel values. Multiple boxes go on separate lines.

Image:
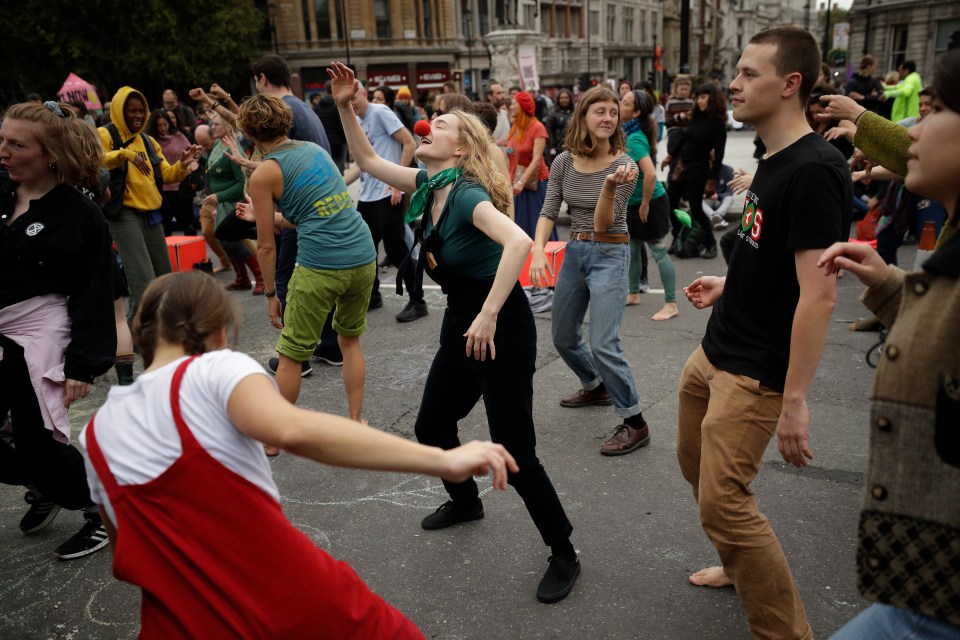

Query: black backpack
left=102, top=123, right=164, bottom=220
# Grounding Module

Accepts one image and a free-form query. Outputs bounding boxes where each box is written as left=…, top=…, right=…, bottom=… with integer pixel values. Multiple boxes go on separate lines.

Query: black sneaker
left=396, top=301, right=429, bottom=323
left=54, top=513, right=110, bottom=560
left=267, top=357, right=313, bottom=377
left=420, top=500, right=484, bottom=530
left=536, top=555, right=581, bottom=603
left=20, top=491, right=61, bottom=534
left=368, top=291, right=383, bottom=310
left=312, top=344, right=344, bottom=366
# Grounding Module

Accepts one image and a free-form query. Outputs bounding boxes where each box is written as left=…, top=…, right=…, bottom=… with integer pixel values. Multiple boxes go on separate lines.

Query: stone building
left=264, top=0, right=665, bottom=103
left=848, top=0, right=960, bottom=79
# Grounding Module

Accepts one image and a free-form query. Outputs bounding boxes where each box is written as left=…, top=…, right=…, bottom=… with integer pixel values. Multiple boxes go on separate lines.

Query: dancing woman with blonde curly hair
left=329, top=61, right=581, bottom=605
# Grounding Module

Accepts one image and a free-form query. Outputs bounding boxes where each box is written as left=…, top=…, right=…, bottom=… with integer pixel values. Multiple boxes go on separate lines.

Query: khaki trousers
left=677, top=346, right=812, bottom=640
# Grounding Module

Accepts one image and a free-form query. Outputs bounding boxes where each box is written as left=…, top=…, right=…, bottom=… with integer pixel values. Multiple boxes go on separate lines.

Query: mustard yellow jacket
left=98, top=87, right=189, bottom=212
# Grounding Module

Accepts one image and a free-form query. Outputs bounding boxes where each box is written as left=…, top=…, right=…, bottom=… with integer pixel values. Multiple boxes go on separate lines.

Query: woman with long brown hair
left=529, top=86, right=648, bottom=456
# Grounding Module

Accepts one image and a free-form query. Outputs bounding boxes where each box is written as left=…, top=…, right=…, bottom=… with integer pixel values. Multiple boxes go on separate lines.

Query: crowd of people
left=1, top=27, right=958, bottom=639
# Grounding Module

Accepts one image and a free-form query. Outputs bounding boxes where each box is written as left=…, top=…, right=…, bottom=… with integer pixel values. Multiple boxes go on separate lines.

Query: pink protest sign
left=57, top=73, right=103, bottom=112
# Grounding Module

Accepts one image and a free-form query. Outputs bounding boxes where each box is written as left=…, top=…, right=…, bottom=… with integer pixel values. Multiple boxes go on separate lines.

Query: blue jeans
left=830, top=603, right=960, bottom=640
left=551, top=240, right=640, bottom=417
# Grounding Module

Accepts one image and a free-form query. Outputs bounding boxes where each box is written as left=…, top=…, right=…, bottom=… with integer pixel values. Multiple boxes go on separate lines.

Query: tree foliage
left=2, top=0, right=266, bottom=107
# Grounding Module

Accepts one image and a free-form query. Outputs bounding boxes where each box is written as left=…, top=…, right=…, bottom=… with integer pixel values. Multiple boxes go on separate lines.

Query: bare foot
left=264, top=445, right=281, bottom=457
left=626, top=293, right=642, bottom=306
left=651, top=302, right=679, bottom=321
left=688, top=566, right=734, bottom=588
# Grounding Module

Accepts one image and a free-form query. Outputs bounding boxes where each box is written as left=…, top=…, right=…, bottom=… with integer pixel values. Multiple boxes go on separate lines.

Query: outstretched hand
left=604, top=164, right=638, bottom=188
left=326, top=62, right=363, bottom=109
left=816, top=242, right=887, bottom=287
left=683, top=276, right=725, bottom=309
left=441, top=440, right=519, bottom=490
left=816, top=94, right=866, bottom=124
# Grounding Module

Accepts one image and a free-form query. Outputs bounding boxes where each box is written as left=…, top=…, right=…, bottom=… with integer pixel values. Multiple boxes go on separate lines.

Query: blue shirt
left=267, top=141, right=375, bottom=270
left=358, top=103, right=405, bottom=203
left=283, top=95, right=331, bottom=154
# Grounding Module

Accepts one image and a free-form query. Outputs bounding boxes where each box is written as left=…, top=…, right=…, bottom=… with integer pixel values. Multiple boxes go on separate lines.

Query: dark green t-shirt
left=418, top=170, right=502, bottom=279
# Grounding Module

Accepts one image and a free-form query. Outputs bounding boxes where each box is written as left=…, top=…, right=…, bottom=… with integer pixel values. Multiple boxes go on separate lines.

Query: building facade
left=848, top=0, right=960, bottom=79
left=266, top=0, right=664, bottom=103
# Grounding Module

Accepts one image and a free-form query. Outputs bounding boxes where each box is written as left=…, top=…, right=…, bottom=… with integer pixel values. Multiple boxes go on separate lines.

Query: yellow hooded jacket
left=98, top=87, right=190, bottom=212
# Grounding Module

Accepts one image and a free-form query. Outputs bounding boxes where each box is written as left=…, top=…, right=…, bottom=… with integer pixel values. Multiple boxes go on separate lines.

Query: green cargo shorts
left=276, top=261, right=376, bottom=362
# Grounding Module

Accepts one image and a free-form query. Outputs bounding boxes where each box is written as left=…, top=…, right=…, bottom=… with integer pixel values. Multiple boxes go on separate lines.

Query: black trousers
left=414, top=285, right=573, bottom=546
left=358, top=196, right=420, bottom=301
left=0, top=336, right=94, bottom=510
left=667, top=161, right=716, bottom=249
left=161, top=188, right=196, bottom=236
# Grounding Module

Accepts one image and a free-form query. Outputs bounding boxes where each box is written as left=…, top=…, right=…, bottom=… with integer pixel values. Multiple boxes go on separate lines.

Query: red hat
left=514, top=91, right=535, bottom=116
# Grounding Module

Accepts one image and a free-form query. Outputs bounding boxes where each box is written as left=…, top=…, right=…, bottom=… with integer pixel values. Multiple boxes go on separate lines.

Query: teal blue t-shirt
left=266, top=141, right=376, bottom=270
left=417, top=170, right=502, bottom=279
left=626, top=130, right=666, bottom=206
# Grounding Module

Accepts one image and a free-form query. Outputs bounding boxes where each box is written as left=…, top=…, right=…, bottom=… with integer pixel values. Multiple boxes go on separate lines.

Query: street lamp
left=267, top=1, right=278, bottom=54
left=463, top=5, right=474, bottom=96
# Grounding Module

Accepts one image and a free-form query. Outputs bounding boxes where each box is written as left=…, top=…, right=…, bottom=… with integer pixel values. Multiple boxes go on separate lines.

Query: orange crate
left=519, top=241, right=566, bottom=287
left=165, top=236, right=207, bottom=272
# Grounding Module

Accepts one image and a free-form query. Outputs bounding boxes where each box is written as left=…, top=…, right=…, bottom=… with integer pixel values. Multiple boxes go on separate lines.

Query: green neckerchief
left=405, top=167, right=461, bottom=223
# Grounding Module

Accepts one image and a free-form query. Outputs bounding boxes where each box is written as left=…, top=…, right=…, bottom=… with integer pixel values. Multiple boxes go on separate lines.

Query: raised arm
left=327, top=62, right=418, bottom=194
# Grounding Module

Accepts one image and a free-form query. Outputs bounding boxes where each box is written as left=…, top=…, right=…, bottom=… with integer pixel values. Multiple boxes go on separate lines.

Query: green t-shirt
left=625, top=130, right=666, bottom=206
left=417, top=170, right=502, bottom=279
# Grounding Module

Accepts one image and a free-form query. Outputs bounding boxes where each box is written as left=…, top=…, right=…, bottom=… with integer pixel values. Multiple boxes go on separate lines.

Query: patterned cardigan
left=855, top=228, right=960, bottom=625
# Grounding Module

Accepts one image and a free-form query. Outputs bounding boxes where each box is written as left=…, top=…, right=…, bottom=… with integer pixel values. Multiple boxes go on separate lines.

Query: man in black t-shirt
left=678, top=27, right=851, bottom=640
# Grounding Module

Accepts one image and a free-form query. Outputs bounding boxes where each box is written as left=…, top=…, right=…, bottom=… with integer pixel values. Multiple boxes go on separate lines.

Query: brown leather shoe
left=560, top=388, right=614, bottom=408
left=600, top=424, right=650, bottom=456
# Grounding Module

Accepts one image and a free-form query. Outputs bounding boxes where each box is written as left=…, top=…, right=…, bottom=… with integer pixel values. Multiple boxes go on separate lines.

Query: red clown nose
left=413, top=120, right=431, bottom=137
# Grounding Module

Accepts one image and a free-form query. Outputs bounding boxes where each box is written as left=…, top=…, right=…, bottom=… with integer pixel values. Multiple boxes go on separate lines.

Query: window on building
left=590, top=9, right=599, bottom=36
left=624, top=8, right=634, bottom=43
left=624, top=58, right=634, bottom=82
left=479, top=0, right=490, bottom=35
left=524, top=3, right=536, bottom=28
left=889, top=24, right=908, bottom=69
left=302, top=0, right=312, bottom=40
left=570, top=6, right=581, bottom=38
left=935, top=19, right=960, bottom=58
left=314, top=0, right=331, bottom=40
left=606, top=4, right=616, bottom=41
left=376, top=0, right=392, bottom=39
left=639, top=9, right=646, bottom=43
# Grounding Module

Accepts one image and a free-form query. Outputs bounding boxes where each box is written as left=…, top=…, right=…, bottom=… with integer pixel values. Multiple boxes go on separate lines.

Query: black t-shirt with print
left=702, top=133, right=852, bottom=392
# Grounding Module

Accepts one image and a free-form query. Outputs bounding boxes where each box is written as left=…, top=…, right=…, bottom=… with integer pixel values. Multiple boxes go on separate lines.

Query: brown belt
left=569, top=231, right=629, bottom=244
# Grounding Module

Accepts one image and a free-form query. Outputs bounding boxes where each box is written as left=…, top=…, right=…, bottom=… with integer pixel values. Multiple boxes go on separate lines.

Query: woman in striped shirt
left=529, top=86, right=652, bottom=457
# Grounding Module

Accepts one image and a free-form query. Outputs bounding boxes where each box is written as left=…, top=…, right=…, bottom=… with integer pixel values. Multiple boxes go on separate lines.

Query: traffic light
left=579, top=73, right=590, bottom=92
left=648, top=70, right=656, bottom=85
left=949, top=29, right=959, bottom=50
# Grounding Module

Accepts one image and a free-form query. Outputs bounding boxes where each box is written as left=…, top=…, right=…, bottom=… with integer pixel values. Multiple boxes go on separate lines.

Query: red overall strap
left=84, top=415, right=120, bottom=496
left=169, top=356, right=202, bottom=454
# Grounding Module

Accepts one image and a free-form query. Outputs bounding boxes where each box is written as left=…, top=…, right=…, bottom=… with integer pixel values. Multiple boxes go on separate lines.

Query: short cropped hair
left=237, top=94, right=292, bottom=142
left=252, top=54, right=291, bottom=89
left=749, top=26, right=821, bottom=104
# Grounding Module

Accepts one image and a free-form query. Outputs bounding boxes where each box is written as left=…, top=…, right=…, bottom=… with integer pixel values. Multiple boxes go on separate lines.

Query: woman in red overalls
left=80, top=270, right=516, bottom=639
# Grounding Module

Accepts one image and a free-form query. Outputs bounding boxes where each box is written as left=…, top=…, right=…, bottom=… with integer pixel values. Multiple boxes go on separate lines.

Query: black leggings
left=0, top=336, right=94, bottom=510
left=413, top=285, right=573, bottom=546
left=667, top=161, right=716, bottom=249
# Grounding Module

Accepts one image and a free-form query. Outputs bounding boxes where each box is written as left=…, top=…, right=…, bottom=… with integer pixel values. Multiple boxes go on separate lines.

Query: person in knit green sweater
left=883, top=61, right=923, bottom=122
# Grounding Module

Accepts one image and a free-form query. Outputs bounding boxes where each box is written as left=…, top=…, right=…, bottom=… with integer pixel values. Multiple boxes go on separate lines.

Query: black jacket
left=845, top=73, right=886, bottom=114
left=0, top=172, right=116, bottom=382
